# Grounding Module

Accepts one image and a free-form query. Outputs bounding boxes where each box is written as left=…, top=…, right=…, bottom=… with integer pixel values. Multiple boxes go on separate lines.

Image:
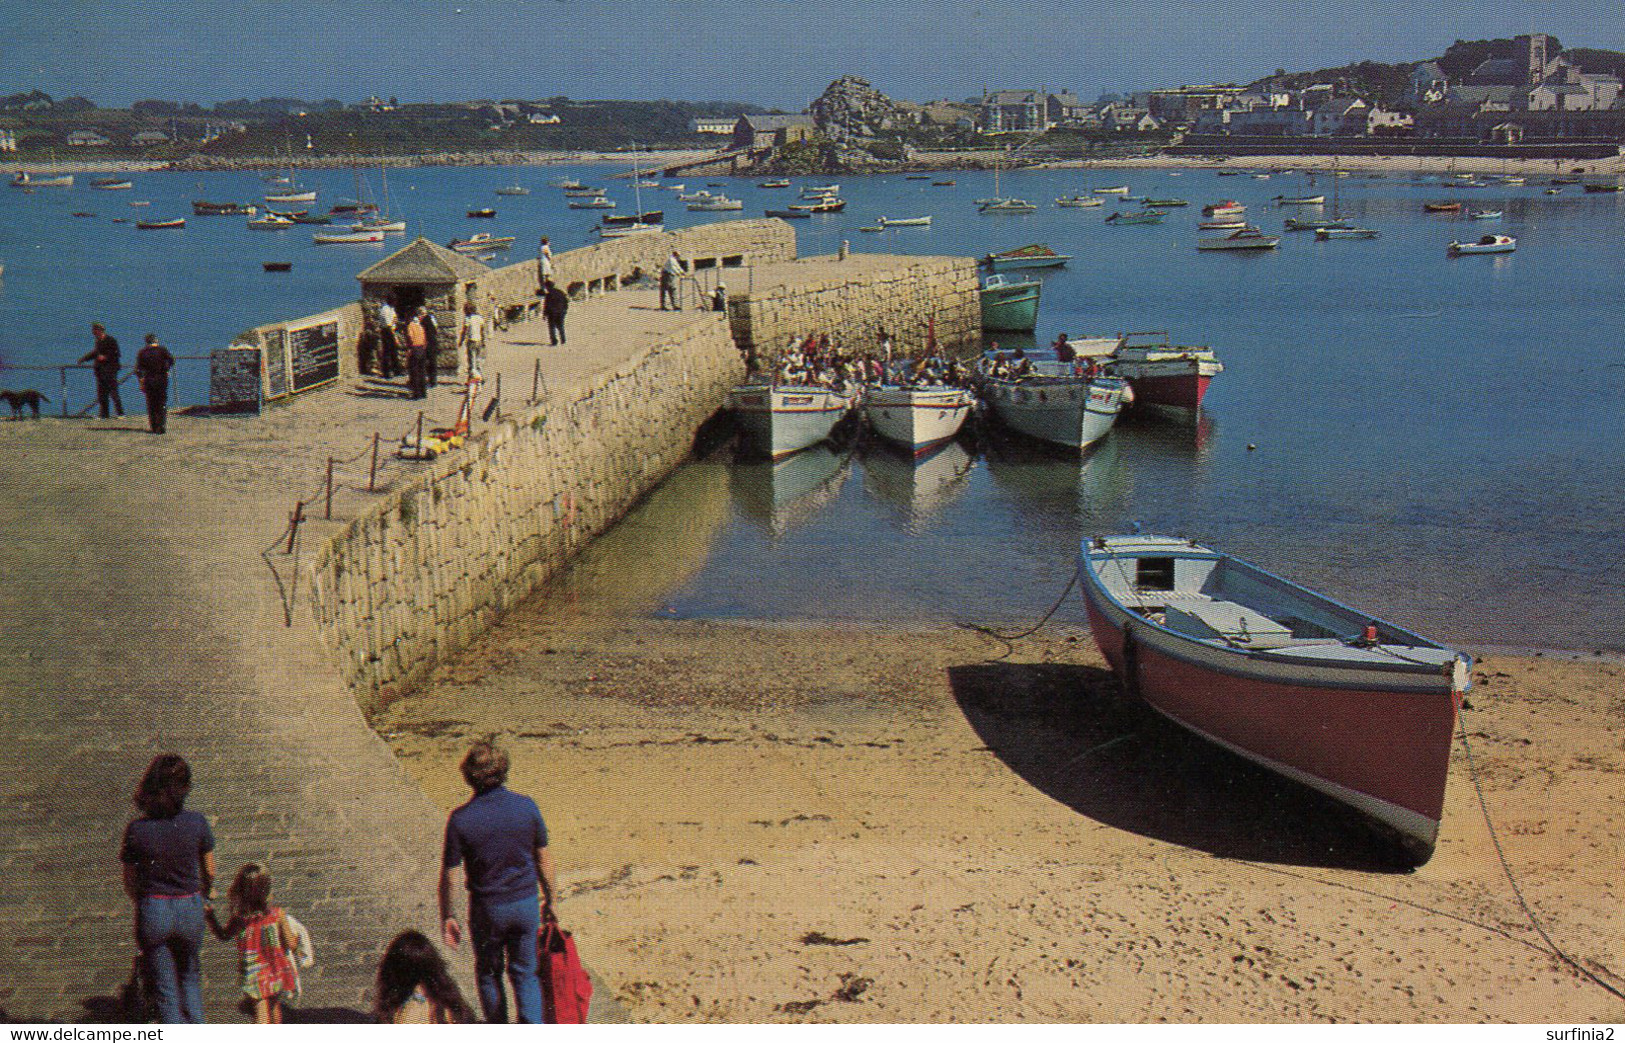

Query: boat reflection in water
left=860, top=441, right=977, bottom=535
left=981, top=427, right=1128, bottom=525
left=728, top=444, right=854, bottom=539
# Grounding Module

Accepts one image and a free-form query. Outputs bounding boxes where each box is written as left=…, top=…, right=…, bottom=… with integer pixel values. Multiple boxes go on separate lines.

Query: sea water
left=2, top=163, right=1621, bottom=650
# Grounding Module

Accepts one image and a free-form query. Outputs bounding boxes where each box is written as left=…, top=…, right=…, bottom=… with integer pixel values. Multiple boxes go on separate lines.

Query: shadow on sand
left=947, top=660, right=1412, bottom=872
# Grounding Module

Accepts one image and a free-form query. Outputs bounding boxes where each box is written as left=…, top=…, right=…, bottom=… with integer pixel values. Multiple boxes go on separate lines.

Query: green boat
left=980, top=273, right=1041, bottom=332
left=1142, top=198, right=1189, bottom=207
left=1104, top=209, right=1164, bottom=225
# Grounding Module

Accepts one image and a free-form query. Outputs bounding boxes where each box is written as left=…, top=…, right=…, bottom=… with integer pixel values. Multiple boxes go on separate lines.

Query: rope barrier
left=1456, top=712, right=1625, bottom=1000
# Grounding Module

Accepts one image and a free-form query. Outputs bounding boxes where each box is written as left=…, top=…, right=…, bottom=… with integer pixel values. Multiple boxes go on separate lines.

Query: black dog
left=0, top=389, right=49, bottom=419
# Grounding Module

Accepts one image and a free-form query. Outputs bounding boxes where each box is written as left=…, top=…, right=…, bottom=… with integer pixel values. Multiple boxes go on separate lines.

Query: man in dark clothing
left=439, top=741, right=554, bottom=1024
left=543, top=280, right=569, bottom=346
left=80, top=323, right=124, bottom=418
left=422, top=307, right=441, bottom=387
left=134, top=334, right=175, bottom=434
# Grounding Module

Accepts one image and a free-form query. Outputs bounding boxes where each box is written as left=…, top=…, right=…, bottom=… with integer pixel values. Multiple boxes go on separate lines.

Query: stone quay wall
left=475, top=219, right=798, bottom=318
left=308, top=314, right=744, bottom=710
left=727, top=254, right=982, bottom=365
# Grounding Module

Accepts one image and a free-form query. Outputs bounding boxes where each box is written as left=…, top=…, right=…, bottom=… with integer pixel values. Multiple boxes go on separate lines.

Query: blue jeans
left=470, top=894, right=543, bottom=1023
left=136, top=894, right=206, bottom=1023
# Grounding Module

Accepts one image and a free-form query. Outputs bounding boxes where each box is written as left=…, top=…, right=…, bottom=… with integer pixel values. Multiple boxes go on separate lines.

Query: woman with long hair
left=373, top=930, right=474, bottom=1024
left=119, top=754, right=215, bottom=1023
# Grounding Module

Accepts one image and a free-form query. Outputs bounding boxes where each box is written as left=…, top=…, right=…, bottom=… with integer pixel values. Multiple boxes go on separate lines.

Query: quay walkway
left=0, top=287, right=708, bottom=1022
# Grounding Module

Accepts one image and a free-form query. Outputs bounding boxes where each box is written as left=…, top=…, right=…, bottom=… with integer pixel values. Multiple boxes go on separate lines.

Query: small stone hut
left=357, top=238, right=491, bottom=380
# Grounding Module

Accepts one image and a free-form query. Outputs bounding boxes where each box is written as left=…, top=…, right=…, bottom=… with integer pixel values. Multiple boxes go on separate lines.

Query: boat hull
left=728, top=385, right=854, bottom=459
left=1079, top=536, right=1468, bottom=864
left=979, top=278, right=1041, bottom=332
left=980, top=376, right=1124, bottom=450
left=862, top=386, right=974, bottom=455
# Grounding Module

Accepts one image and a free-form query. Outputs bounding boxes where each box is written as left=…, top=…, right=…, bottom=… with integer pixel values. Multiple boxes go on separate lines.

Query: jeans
left=136, top=894, right=206, bottom=1023
left=470, top=894, right=542, bottom=1023
left=547, top=318, right=566, bottom=345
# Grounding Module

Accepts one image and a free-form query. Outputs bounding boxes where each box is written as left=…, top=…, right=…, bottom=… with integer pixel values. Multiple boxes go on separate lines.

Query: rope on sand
left=1457, top=714, right=1625, bottom=1000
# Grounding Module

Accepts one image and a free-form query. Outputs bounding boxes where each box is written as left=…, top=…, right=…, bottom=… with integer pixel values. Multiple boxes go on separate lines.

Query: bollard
left=531, top=358, right=541, bottom=403
left=416, top=410, right=424, bottom=451
left=368, top=432, right=381, bottom=491
left=285, top=501, right=304, bottom=555
left=324, top=456, right=335, bottom=520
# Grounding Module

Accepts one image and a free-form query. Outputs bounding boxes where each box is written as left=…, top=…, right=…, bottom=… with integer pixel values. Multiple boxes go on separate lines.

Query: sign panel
left=209, top=346, right=263, bottom=414
left=263, top=329, right=290, bottom=401
left=289, top=320, right=340, bottom=393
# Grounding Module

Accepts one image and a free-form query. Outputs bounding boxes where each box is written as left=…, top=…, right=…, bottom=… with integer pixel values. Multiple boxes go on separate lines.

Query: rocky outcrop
left=808, top=76, right=907, bottom=142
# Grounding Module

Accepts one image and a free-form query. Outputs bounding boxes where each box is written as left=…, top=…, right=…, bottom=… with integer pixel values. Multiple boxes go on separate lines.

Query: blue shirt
left=120, top=811, right=215, bottom=897
left=443, top=786, right=548, bottom=905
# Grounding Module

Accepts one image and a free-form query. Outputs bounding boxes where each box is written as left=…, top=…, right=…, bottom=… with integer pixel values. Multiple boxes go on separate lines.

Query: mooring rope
left=1456, top=712, right=1625, bottom=1000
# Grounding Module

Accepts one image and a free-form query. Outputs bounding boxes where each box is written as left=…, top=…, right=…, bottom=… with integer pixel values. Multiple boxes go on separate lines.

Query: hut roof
left=356, top=237, right=491, bottom=284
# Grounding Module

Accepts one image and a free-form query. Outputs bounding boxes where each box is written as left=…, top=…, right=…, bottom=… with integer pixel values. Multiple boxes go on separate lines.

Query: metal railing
left=0, top=355, right=212, bottom=417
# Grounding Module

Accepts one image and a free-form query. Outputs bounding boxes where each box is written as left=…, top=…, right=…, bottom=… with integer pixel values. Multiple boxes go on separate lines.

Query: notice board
left=289, top=320, right=340, bottom=393
left=209, top=346, right=263, bottom=414
left=263, top=329, right=290, bottom=401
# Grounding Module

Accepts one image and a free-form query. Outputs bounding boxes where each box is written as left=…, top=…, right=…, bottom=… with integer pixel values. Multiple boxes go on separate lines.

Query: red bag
left=539, top=909, right=592, bottom=1024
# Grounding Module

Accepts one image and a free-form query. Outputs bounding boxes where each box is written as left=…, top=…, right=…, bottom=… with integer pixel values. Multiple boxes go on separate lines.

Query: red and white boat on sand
left=1079, top=534, right=1471, bottom=865
left=1073, top=332, right=1223, bottom=411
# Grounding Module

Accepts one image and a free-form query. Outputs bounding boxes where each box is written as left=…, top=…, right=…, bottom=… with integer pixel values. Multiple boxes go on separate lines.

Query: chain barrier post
left=531, top=358, right=541, bottom=404
left=285, top=501, right=304, bottom=555
left=368, top=432, right=381, bottom=491
left=324, top=456, right=335, bottom=520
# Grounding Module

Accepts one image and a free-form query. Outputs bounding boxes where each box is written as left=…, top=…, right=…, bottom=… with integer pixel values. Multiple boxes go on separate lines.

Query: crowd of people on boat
left=119, top=742, right=562, bottom=1024
left=767, top=331, right=973, bottom=392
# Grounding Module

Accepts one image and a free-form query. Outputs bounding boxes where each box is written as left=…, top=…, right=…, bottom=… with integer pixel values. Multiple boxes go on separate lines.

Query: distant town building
left=1417, top=33, right=1623, bottom=139
left=690, top=117, right=735, bottom=134
left=978, top=90, right=1086, bottom=133
left=731, top=114, right=814, bottom=150
left=0, top=130, right=16, bottom=152
left=66, top=130, right=111, bottom=147
left=131, top=130, right=170, bottom=146
left=528, top=112, right=561, bottom=124
left=1145, top=85, right=1244, bottom=127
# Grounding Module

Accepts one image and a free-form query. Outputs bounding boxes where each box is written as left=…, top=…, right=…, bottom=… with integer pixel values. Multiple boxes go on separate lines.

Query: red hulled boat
left=1079, top=535, right=1470, bottom=865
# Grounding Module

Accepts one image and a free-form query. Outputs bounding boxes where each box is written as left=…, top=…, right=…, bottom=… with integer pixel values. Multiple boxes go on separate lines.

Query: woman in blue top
left=120, top=754, right=216, bottom=1023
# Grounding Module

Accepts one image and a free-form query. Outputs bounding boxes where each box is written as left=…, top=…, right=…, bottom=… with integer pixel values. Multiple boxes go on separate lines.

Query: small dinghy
left=1079, top=534, right=1470, bottom=865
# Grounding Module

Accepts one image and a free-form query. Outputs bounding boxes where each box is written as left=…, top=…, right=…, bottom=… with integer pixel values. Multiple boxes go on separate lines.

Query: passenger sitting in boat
left=1011, top=348, right=1032, bottom=377
left=1053, top=333, right=1076, bottom=363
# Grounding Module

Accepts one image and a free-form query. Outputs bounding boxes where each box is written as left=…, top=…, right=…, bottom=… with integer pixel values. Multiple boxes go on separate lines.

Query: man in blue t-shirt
left=439, top=740, right=555, bottom=1023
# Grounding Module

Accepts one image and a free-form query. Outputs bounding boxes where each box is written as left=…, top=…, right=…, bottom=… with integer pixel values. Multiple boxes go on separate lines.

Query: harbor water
left=2, top=163, right=1622, bottom=651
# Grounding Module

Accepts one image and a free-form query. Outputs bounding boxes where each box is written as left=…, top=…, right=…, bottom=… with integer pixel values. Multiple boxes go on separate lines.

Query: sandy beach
left=373, top=606, right=1625, bottom=1023
left=1060, top=152, right=1625, bottom=177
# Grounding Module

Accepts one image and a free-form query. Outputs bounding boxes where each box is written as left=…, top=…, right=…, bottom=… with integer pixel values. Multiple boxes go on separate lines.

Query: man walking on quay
left=439, top=740, right=555, bottom=1024
left=659, top=250, right=685, bottom=311
left=543, top=279, right=569, bottom=346
left=80, top=322, right=124, bottom=418
left=461, top=302, right=486, bottom=382
left=134, top=334, right=175, bottom=434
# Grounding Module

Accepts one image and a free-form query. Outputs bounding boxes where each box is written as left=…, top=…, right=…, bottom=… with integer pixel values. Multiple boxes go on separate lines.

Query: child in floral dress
left=206, top=863, right=300, bottom=1023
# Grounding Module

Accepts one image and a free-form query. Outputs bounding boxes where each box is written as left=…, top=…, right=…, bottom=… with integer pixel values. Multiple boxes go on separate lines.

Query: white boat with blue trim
left=727, top=383, right=856, bottom=458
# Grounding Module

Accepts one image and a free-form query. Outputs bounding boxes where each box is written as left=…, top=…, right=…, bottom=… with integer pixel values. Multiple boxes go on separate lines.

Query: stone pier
left=0, top=222, right=982, bottom=1022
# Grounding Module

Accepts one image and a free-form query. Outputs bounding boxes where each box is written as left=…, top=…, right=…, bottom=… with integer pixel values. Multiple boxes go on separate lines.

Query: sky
left=2, top=0, right=1621, bottom=109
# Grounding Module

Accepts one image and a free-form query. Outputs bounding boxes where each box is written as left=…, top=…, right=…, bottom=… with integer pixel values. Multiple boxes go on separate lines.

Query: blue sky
left=2, top=1, right=1621, bottom=109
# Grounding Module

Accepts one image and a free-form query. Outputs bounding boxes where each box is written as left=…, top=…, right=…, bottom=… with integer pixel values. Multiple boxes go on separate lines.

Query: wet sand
left=373, top=609, right=1625, bottom=1023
